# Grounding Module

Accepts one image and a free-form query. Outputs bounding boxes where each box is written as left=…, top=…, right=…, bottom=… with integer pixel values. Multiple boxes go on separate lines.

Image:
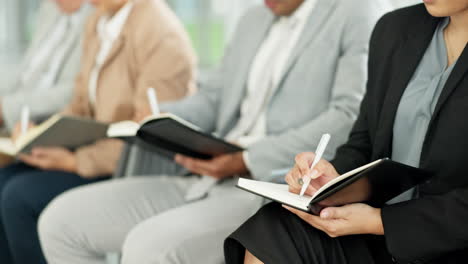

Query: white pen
left=299, top=133, right=331, bottom=196
left=146, top=87, right=160, bottom=116
left=20, top=105, right=30, bottom=136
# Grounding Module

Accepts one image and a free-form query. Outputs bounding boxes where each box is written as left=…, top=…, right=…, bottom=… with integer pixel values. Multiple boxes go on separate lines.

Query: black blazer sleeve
left=331, top=5, right=468, bottom=263
left=382, top=187, right=468, bottom=262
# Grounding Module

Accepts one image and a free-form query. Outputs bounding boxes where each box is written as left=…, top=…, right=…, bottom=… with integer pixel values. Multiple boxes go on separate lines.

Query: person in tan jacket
left=0, top=0, right=196, bottom=263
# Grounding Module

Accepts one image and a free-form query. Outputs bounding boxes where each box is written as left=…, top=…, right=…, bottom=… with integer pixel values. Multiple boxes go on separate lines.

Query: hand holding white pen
left=299, top=133, right=331, bottom=196
left=11, top=106, right=34, bottom=143
left=21, top=106, right=30, bottom=136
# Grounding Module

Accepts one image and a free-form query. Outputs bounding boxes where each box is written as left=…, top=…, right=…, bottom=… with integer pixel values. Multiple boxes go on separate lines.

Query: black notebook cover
left=304, top=159, right=432, bottom=214
left=237, top=159, right=433, bottom=214
left=136, top=117, right=243, bottom=159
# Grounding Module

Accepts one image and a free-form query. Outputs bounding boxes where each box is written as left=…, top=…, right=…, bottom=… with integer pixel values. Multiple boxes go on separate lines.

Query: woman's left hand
left=19, top=147, right=77, bottom=173
left=283, top=203, right=384, bottom=237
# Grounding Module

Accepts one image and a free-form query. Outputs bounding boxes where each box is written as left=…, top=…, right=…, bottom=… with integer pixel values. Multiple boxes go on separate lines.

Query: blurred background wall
left=0, top=0, right=421, bottom=73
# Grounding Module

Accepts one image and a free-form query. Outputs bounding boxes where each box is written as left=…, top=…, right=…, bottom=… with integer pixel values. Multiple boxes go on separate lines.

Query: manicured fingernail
left=321, top=210, right=330, bottom=219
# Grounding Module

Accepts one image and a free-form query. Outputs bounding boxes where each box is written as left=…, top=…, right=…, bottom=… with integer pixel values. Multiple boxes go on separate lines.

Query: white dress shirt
left=185, top=1, right=317, bottom=201
left=88, top=2, right=134, bottom=105
left=239, top=0, right=316, bottom=168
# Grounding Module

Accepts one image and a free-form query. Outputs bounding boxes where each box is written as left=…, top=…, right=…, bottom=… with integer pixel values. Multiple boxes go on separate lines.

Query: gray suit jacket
left=0, top=1, right=91, bottom=131
left=120, top=0, right=389, bottom=180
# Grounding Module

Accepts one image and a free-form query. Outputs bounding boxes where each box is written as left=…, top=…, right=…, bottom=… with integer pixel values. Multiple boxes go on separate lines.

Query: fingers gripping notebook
left=237, top=159, right=433, bottom=213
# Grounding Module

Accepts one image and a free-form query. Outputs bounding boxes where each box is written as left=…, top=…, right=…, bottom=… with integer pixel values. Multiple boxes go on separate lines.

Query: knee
left=1, top=176, right=32, bottom=216
left=38, top=191, right=80, bottom=250
left=38, top=197, right=65, bottom=246
left=122, top=219, right=221, bottom=264
left=122, top=223, right=184, bottom=264
left=121, top=224, right=157, bottom=264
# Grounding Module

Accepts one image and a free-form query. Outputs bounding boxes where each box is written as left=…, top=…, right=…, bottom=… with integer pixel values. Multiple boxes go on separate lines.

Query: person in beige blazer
left=0, top=0, right=196, bottom=263
left=57, top=0, right=197, bottom=176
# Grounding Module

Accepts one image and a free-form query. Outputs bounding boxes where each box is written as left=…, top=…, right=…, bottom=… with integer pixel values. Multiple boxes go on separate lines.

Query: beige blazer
left=64, top=0, right=197, bottom=177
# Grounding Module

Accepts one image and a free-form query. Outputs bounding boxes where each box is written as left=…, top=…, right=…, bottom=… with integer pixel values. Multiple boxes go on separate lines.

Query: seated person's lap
left=225, top=203, right=389, bottom=264
left=39, top=176, right=263, bottom=263
left=0, top=162, right=106, bottom=214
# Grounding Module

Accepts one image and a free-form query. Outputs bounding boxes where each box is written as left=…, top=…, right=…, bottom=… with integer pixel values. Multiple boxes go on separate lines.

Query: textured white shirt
left=88, top=2, right=133, bottom=105
left=240, top=0, right=316, bottom=168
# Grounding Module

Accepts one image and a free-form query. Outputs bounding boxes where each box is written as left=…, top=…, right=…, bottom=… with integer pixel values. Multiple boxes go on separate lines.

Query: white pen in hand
left=146, top=87, right=160, bottom=116
left=299, top=133, right=331, bottom=196
left=20, top=105, right=30, bottom=136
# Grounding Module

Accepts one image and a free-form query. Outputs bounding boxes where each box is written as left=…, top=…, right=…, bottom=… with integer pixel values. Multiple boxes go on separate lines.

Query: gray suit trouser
left=38, top=153, right=263, bottom=264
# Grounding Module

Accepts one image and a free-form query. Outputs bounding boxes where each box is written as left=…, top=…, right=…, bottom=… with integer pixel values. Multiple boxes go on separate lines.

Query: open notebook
left=0, top=115, right=108, bottom=156
left=0, top=113, right=243, bottom=160
left=238, top=159, right=432, bottom=213
left=108, top=113, right=243, bottom=159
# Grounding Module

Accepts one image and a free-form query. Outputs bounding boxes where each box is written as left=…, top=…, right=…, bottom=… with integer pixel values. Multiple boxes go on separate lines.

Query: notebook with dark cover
left=0, top=114, right=109, bottom=156
left=107, top=113, right=243, bottom=159
left=237, top=159, right=433, bottom=214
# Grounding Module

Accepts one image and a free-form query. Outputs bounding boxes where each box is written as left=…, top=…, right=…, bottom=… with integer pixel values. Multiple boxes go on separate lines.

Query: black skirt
left=224, top=202, right=394, bottom=264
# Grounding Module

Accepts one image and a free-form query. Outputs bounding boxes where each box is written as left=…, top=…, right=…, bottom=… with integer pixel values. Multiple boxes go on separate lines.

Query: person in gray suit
left=38, top=0, right=388, bottom=263
left=0, top=0, right=91, bottom=132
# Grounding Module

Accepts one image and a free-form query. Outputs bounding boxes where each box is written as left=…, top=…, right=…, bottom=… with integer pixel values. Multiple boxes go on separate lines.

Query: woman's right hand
left=285, top=152, right=373, bottom=210
left=134, top=108, right=153, bottom=122
left=11, top=122, right=36, bottom=143
left=285, top=152, right=339, bottom=196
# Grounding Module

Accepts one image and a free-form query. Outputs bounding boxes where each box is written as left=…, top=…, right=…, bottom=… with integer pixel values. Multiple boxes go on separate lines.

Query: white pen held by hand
left=146, top=87, right=160, bottom=116
left=299, top=133, right=331, bottom=196
left=20, top=106, right=30, bottom=136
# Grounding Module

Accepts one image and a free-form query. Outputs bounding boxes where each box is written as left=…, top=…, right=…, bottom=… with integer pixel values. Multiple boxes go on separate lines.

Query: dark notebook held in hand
left=237, top=159, right=433, bottom=214
left=137, top=118, right=243, bottom=159
left=107, top=114, right=243, bottom=160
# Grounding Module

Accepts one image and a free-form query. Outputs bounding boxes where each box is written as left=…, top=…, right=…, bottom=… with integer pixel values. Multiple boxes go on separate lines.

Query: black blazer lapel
left=375, top=15, right=440, bottom=158
left=420, top=44, right=468, bottom=165
left=431, top=44, right=468, bottom=119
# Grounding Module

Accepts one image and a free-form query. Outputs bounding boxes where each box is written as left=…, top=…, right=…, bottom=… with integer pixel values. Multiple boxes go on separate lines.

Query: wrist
left=234, top=152, right=249, bottom=175
left=371, top=208, right=384, bottom=235
left=66, top=153, right=78, bottom=173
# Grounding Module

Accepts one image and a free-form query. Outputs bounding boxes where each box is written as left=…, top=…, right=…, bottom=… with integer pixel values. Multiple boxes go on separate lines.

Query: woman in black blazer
left=224, top=2, right=468, bottom=264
